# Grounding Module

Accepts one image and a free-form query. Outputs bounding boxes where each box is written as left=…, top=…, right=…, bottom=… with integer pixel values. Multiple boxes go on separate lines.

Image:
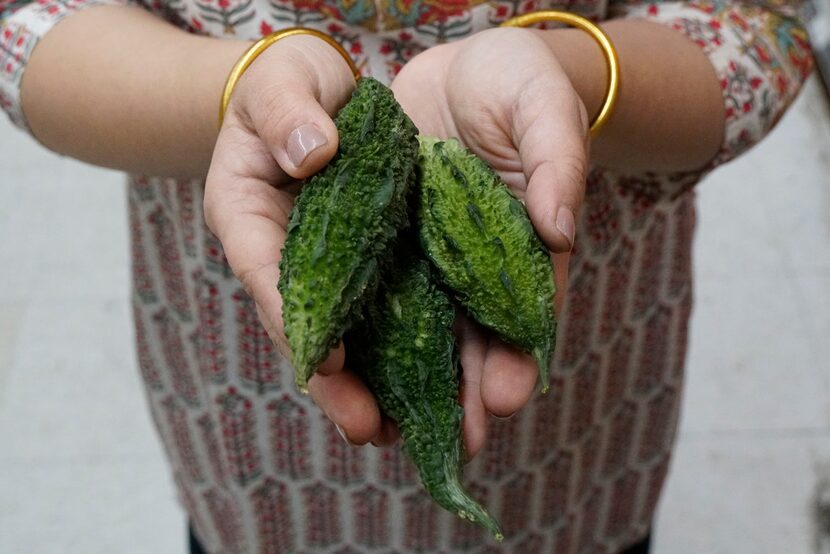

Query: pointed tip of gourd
left=437, top=459, right=503, bottom=541
left=452, top=505, right=503, bottom=542
left=292, top=361, right=314, bottom=395
left=533, top=345, right=551, bottom=395
left=294, top=376, right=309, bottom=395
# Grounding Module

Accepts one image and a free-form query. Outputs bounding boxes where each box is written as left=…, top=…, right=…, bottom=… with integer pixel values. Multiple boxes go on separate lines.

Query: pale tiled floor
left=0, top=77, right=828, bottom=553
left=654, top=76, right=830, bottom=554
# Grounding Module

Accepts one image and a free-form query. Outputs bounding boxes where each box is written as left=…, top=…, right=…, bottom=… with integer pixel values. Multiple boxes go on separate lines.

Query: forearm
left=540, top=20, right=724, bottom=173
left=20, top=5, right=251, bottom=178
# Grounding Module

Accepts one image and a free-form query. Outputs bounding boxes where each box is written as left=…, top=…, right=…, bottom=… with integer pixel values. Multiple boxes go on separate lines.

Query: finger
left=513, top=76, right=589, bottom=254
left=372, top=417, right=400, bottom=447
left=315, top=340, right=346, bottom=376
left=455, top=314, right=488, bottom=459
left=204, top=174, right=290, bottom=353
left=255, top=302, right=345, bottom=377
left=480, top=336, right=538, bottom=418
left=203, top=169, right=346, bottom=375
left=238, top=37, right=355, bottom=179
left=551, top=251, right=571, bottom=316
left=308, top=370, right=381, bottom=445
left=250, top=91, right=339, bottom=180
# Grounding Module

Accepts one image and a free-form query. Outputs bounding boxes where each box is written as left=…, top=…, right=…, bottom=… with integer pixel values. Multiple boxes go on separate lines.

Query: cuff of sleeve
left=1, top=0, right=130, bottom=131
left=617, top=1, right=813, bottom=167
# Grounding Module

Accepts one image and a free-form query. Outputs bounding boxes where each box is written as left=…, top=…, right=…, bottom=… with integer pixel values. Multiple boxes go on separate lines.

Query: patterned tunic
left=1, top=0, right=813, bottom=551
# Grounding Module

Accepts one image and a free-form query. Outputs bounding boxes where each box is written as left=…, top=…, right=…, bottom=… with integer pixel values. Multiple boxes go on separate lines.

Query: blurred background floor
left=1, top=76, right=829, bottom=553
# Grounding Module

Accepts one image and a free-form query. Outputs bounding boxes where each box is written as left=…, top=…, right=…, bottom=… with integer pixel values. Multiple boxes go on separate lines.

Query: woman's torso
left=129, top=1, right=696, bottom=551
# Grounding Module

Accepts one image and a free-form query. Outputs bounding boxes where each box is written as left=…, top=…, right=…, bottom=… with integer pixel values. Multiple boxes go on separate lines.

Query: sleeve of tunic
left=1, top=0, right=132, bottom=131
left=607, top=0, right=814, bottom=192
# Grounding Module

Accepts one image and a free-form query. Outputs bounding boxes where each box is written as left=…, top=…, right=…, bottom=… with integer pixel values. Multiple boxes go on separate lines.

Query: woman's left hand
left=391, top=27, right=590, bottom=457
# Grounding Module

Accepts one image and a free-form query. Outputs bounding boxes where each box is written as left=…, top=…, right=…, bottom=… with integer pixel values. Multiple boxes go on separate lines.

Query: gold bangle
left=501, top=11, right=620, bottom=136
left=219, top=28, right=361, bottom=127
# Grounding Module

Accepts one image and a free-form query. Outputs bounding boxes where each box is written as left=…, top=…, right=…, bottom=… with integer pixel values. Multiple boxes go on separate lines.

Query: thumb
left=514, top=82, right=590, bottom=254
left=248, top=86, right=342, bottom=180
left=230, top=36, right=356, bottom=180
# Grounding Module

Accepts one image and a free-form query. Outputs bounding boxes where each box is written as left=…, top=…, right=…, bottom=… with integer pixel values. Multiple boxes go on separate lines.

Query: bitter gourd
left=278, top=78, right=419, bottom=391
left=347, top=247, right=503, bottom=540
left=416, top=136, right=557, bottom=392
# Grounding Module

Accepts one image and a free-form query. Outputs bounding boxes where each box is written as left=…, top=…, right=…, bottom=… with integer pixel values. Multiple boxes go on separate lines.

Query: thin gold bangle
left=219, top=28, right=361, bottom=127
left=501, top=11, right=620, bottom=136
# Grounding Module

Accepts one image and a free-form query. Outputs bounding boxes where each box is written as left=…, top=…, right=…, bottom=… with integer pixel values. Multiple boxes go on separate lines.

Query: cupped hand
left=204, top=35, right=397, bottom=446
left=391, top=27, right=590, bottom=457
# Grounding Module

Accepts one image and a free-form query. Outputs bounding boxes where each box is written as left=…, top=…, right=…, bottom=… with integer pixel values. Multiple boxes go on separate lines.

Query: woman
left=0, top=0, right=812, bottom=551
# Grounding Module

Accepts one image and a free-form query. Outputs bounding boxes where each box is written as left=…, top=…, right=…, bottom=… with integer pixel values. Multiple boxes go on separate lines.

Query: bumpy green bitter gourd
left=416, top=136, right=557, bottom=391
left=278, top=78, right=419, bottom=390
left=347, top=248, right=503, bottom=540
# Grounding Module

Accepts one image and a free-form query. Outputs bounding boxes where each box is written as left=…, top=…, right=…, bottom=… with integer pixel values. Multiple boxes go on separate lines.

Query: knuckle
left=257, top=86, right=298, bottom=138
left=559, top=153, right=587, bottom=188
left=560, top=90, right=590, bottom=135
left=557, top=154, right=587, bottom=205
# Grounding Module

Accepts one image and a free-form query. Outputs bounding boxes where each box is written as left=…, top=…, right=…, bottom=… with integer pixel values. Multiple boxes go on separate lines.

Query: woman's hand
left=204, top=35, right=396, bottom=446
left=391, top=27, right=591, bottom=457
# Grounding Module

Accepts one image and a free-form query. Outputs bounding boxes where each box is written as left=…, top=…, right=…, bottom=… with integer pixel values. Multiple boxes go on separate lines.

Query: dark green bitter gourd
left=347, top=248, right=503, bottom=540
left=278, top=78, right=419, bottom=391
left=416, top=136, right=557, bottom=392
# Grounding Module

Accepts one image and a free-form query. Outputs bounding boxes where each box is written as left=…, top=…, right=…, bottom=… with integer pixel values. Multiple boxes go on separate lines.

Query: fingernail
left=286, top=124, right=327, bottom=167
left=493, top=412, right=517, bottom=421
left=555, top=206, right=575, bottom=251
left=334, top=423, right=355, bottom=446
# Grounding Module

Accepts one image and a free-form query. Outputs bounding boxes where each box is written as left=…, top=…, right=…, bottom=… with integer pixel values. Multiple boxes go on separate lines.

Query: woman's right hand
left=204, top=35, right=393, bottom=446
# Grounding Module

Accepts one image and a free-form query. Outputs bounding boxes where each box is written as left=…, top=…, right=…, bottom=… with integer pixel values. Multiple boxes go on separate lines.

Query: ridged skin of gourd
left=416, top=136, right=557, bottom=392
left=278, top=78, right=419, bottom=390
left=346, top=249, right=503, bottom=540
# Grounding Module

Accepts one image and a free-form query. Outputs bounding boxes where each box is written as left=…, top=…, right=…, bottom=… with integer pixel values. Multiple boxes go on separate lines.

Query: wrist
left=186, top=35, right=253, bottom=145
left=534, top=28, right=608, bottom=133
left=225, top=34, right=358, bottom=129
